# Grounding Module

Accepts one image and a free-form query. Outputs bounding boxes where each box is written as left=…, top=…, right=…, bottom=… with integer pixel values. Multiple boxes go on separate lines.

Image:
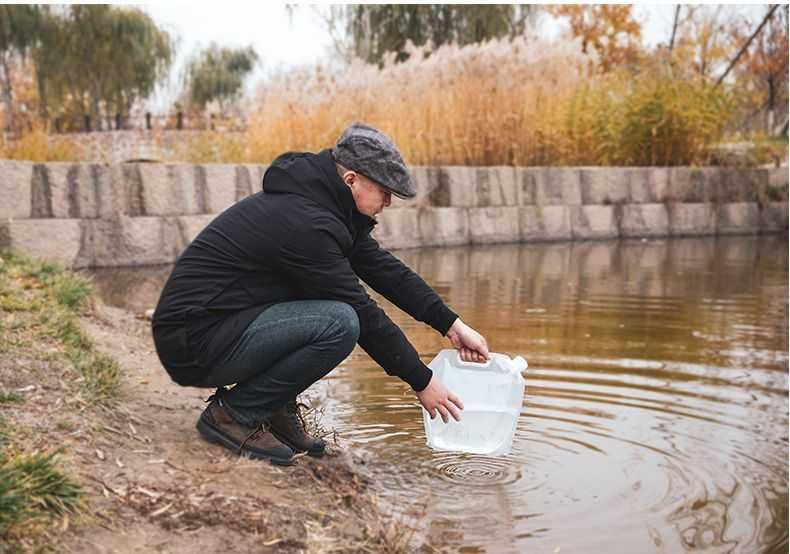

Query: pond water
left=88, top=236, right=789, bottom=553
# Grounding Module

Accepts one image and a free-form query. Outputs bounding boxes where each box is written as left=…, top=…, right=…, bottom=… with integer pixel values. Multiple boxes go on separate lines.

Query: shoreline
left=0, top=253, right=420, bottom=552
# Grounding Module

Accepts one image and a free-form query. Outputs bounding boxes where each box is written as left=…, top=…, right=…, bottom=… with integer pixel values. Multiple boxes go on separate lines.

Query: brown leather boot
left=196, top=394, right=295, bottom=466
left=267, top=400, right=327, bottom=457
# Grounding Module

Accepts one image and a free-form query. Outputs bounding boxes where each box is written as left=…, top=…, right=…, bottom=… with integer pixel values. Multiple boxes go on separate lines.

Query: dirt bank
left=0, top=254, right=418, bottom=552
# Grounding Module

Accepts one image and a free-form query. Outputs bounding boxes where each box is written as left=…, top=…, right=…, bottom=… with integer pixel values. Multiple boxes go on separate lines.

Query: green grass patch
left=0, top=251, right=121, bottom=403
left=73, top=352, right=121, bottom=402
left=0, top=450, right=84, bottom=539
left=0, top=391, right=24, bottom=405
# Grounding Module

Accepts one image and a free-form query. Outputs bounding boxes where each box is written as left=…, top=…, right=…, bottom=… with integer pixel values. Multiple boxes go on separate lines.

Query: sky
left=137, top=3, right=767, bottom=112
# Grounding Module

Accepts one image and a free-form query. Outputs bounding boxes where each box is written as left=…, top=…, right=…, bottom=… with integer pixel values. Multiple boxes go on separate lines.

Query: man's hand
left=416, top=375, right=464, bottom=423
left=446, top=318, right=489, bottom=363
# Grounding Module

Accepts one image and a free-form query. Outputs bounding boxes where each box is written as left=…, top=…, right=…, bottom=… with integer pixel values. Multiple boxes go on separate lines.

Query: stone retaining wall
left=1, top=161, right=787, bottom=268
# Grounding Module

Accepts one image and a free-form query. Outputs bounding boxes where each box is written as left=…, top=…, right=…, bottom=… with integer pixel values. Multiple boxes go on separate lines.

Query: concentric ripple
left=428, top=453, right=523, bottom=487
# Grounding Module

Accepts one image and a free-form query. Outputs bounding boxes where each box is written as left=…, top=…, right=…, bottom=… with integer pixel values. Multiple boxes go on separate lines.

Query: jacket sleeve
left=349, top=233, right=458, bottom=335
left=277, top=222, right=434, bottom=391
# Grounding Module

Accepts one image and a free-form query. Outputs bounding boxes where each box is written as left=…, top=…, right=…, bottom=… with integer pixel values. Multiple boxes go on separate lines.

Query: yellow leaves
left=549, top=5, right=643, bottom=72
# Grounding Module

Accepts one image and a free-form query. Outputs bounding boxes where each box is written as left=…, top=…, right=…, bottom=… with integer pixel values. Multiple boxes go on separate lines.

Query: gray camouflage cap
left=332, top=122, right=416, bottom=199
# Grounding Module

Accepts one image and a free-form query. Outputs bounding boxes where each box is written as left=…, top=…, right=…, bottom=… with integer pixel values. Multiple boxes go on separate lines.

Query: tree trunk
left=0, top=54, right=17, bottom=138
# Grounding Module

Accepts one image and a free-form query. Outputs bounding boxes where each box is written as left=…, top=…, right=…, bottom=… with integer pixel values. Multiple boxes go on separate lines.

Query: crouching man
left=152, top=123, right=489, bottom=465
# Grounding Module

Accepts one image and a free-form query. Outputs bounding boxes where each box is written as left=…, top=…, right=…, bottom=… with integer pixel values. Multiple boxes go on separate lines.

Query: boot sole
left=196, top=415, right=295, bottom=466
left=269, top=428, right=326, bottom=458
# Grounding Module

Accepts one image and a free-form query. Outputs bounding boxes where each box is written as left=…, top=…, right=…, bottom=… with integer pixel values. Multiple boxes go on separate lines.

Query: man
left=152, top=123, right=489, bottom=466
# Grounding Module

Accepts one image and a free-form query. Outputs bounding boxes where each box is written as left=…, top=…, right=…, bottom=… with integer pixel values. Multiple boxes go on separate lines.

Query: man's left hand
left=446, top=318, right=489, bottom=363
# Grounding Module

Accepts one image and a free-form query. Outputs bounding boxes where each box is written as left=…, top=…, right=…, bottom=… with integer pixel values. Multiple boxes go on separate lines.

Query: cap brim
left=389, top=188, right=414, bottom=200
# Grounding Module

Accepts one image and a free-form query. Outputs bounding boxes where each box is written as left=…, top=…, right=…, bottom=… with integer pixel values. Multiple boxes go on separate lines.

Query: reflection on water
left=88, top=236, right=789, bottom=553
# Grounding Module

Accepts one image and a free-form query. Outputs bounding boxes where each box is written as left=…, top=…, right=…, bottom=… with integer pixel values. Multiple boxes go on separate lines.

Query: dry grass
left=0, top=126, right=85, bottom=162
left=233, top=37, right=734, bottom=167
left=245, top=37, right=594, bottom=166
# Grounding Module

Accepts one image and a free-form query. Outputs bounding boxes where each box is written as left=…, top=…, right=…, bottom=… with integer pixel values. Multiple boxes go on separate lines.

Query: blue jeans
left=198, top=300, right=360, bottom=426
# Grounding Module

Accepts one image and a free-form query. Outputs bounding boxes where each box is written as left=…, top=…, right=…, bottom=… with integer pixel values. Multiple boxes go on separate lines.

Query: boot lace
left=285, top=401, right=311, bottom=433
left=238, top=423, right=270, bottom=454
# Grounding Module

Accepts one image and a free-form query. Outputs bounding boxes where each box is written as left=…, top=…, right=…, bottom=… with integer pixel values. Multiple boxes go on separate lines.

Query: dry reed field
left=241, top=37, right=734, bottom=167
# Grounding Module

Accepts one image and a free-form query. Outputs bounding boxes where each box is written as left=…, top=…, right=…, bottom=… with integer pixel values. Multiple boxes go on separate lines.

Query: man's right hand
left=416, top=375, right=464, bottom=423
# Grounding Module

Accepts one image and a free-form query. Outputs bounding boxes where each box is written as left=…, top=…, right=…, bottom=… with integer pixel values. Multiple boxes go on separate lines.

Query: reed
left=236, top=37, right=734, bottom=167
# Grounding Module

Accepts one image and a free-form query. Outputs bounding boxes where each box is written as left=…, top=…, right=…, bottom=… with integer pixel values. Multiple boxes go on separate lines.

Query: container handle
left=454, top=351, right=493, bottom=369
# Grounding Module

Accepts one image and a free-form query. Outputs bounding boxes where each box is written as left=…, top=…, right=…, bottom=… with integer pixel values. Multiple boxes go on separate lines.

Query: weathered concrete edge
left=2, top=161, right=788, bottom=219
left=1, top=203, right=786, bottom=268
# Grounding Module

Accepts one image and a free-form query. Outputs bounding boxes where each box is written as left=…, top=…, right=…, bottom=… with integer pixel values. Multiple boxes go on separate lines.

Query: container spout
left=512, top=356, right=528, bottom=374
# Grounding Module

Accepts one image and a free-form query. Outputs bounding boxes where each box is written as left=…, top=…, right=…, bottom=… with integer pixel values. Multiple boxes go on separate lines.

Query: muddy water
left=88, top=236, right=789, bottom=553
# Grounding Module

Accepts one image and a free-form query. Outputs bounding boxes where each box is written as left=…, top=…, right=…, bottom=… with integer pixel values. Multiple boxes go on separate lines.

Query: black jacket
left=152, top=149, right=457, bottom=391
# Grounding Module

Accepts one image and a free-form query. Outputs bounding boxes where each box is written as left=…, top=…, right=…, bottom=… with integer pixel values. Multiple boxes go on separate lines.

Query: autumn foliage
left=547, top=5, right=643, bottom=72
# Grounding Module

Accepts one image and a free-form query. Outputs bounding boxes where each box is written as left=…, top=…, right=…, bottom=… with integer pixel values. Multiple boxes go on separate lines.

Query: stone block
left=371, top=208, right=420, bottom=249
left=392, top=166, right=440, bottom=208
left=667, top=203, right=717, bottom=236
left=0, top=218, right=83, bottom=267
left=537, top=168, right=582, bottom=206
left=428, top=166, right=517, bottom=208
left=0, top=161, right=33, bottom=219
left=667, top=168, right=718, bottom=203
left=628, top=167, right=670, bottom=203
left=468, top=207, right=520, bottom=244
left=176, top=215, right=218, bottom=247
left=429, top=166, right=476, bottom=207
left=473, top=166, right=519, bottom=207
left=719, top=168, right=761, bottom=203
left=417, top=207, right=469, bottom=247
left=515, top=167, right=540, bottom=205
left=29, top=162, right=97, bottom=219
left=579, top=168, right=629, bottom=205
left=758, top=202, right=788, bottom=233
left=234, top=165, right=260, bottom=200
left=620, top=204, right=669, bottom=238
left=139, top=164, right=206, bottom=216
left=718, top=202, right=760, bottom=235
left=570, top=205, right=619, bottom=239
left=84, top=216, right=182, bottom=268
left=201, top=164, right=237, bottom=213
left=760, top=167, right=789, bottom=203
left=519, top=205, right=572, bottom=241
left=93, top=164, right=128, bottom=218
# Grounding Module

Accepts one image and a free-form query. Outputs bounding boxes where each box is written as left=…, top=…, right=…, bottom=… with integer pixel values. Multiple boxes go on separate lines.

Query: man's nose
left=384, top=192, right=392, bottom=207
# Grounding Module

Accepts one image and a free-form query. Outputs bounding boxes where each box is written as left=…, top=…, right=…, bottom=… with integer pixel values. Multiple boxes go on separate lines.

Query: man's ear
left=342, top=170, right=357, bottom=188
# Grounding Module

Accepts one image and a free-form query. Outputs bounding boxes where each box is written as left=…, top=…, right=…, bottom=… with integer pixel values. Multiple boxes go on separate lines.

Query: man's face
left=342, top=171, right=392, bottom=218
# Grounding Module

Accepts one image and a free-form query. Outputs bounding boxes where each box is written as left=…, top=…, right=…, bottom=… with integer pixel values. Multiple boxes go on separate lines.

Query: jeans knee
left=332, top=302, right=360, bottom=344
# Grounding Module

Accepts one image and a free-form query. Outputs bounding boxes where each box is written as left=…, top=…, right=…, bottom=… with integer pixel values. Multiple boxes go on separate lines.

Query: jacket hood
left=262, top=149, right=376, bottom=233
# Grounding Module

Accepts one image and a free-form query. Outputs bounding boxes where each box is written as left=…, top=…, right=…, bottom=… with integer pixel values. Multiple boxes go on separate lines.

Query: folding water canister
left=423, top=349, right=528, bottom=456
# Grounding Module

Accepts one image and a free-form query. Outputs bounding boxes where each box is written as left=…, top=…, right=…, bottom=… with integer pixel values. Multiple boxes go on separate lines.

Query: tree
left=731, top=5, right=788, bottom=133
left=549, top=5, right=643, bottom=72
left=32, top=5, right=173, bottom=128
left=0, top=5, right=43, bottom=136
left=345, top=5, right=535, bottom=65
left=670, top=6, right=742, bottom=79
left=183, top=44, right=258, bottom=111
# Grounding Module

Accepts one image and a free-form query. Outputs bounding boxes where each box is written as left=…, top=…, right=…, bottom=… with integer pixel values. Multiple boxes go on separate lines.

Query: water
left=88, top=236, right=789, bottom=553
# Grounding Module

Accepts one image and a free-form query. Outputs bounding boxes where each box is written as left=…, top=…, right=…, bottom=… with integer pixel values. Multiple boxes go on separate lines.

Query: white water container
left=423, top=349, right=527, bottom=456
